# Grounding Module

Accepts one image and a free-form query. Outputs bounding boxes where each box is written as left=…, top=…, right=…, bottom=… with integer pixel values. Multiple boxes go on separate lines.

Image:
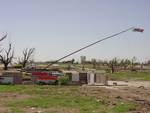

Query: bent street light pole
left=0, top=34, right=7, bottom=42
left=46, top=27, right=143, bottom=68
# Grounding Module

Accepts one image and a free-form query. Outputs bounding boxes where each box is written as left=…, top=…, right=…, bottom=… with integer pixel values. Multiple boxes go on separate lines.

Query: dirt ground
left=108, top=81, right=150, bottom=87
left=84, top=80, right=150, bottom=113
left=0, top=93, right=31, bottom=113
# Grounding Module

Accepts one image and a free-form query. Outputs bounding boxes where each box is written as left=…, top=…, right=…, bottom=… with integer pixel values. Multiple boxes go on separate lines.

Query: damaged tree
left=109, top=58, right=118, bottom=73
left=19, top=48, right=35, bottom=68
left=0, top=43, right=14, bottom=70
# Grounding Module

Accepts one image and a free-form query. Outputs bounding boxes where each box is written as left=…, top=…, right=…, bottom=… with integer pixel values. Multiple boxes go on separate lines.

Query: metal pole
left=46, top=27, right=134, bottom=68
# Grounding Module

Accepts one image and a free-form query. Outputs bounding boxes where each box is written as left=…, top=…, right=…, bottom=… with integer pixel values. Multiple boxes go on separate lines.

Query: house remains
left=0, top=71, right=22, bottom=84
left=63, top=70, right=108, bottom=85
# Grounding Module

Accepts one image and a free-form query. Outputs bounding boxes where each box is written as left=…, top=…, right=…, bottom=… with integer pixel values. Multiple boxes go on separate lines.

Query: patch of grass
left=7, top=92, right=105, bottom=113
left=8, top=107, right=23, bottom=113
left=0, top=85, right=138, bottom=113
left=57, top=75, right=70, bottom=85
left=111, top=71, right=150, bottom=81
left=0, top=85, right=25, bottom=92
left=112, top=102, right=136, bottom=113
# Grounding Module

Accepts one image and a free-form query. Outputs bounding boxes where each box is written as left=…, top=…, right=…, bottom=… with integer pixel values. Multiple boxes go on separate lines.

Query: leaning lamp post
left=46, top=27, right=144, bottom=68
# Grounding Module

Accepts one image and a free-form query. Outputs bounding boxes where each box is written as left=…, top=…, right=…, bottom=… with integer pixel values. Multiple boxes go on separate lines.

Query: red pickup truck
left=32, top=71, right=63, bottom=84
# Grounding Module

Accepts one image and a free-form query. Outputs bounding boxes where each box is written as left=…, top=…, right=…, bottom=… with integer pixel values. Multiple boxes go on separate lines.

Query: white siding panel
left=0, top=77, right=13, bottom=84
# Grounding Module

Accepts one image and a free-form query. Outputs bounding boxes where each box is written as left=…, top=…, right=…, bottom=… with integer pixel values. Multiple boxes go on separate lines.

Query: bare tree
left=0, top=43, right=14, bottom=70
left=19, top=48, right=35, bottom=68
left=91, top=58, right=96, bottom=69
left=109, top=57, right=118, bottom=73
left=120, top=59, right=131, bottom=70
left=131, top=56, right=137, bottom=71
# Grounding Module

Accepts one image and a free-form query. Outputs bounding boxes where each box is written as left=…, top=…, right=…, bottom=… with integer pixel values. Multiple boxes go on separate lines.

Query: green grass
left=7, top=96, right=105, bottom=113
left=0, top=85, right=26, bottom=92
left=0, top=85, right=137, bottom=113
left=111, top=71, right=150, bottom=81
left=8, top=107, right=23, bottom=113
left=112, top=102, right=136, bottom=113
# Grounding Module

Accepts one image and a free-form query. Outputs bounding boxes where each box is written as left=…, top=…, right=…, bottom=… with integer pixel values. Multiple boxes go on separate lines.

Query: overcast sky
left=0, top=0, right=149, bottom=62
